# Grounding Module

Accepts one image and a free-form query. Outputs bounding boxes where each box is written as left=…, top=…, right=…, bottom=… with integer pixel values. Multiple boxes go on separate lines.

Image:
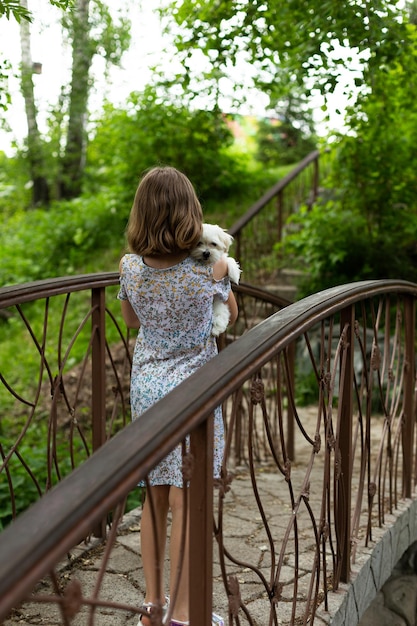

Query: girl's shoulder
left=119, top=253, right=142, bottom=272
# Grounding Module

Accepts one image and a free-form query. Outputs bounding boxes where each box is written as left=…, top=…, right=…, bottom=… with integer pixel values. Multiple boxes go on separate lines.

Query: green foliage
left=0, top=0, right=32, bottom=22
left=0, top=151, right=32, bottom=214
left=295, top=367, right=319, bottom=407
left=0, top=420, right=75, bottom=529
left=1, top=191, right=126, bottom=286
left=1, top=90, right=292, bottom=287
left=0, top=57, right=11, bottom=111
left=0, top=0, right=73, bottom=23
left=89, top=1, right=131, bottom=65
left=162, top=0, right=408, bottom=106
left=256, top=118, right=317, bottom=166
left=86, top=87, right=252, bottom=205
left=279, top=26, right=417, bottom=297
left=255, top=91, right=317, bottom=166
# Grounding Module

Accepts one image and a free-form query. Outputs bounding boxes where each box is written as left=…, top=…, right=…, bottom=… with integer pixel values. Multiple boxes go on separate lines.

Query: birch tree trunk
left=19, top=0, right=49, bottom=206
left=59, top=0, right=93, bottom=199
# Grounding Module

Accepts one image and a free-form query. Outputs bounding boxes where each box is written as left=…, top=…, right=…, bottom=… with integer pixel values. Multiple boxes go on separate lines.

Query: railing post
left=286, top=342, right=296, bottom=461
left=234, top=231, right=242, bottom=271
left=189, top=415, right=214, bottom=625
left=91, top=286, right=107, bottom=537
left=403, top=295, right=415, bottom=498
left=276, top=189, right=283, bottom=243
left=313, top=153, right=319, bottom=201
left=337, top=306, right=354, bottom=583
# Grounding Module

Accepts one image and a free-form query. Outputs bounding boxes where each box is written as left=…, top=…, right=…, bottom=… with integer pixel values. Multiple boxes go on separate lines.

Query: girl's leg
left=140, top=485, right=170, bottom=624
left=169, top=486, right=189, bottom=623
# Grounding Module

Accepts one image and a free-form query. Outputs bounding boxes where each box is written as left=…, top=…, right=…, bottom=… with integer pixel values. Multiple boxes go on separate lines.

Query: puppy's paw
left=227, top=257, right=241, bottom=284
left=212, top=301, right=230, bottom=336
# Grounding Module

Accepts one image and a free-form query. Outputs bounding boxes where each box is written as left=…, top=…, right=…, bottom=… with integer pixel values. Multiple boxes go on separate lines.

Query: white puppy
left=191, top=223, right=241, bottom=336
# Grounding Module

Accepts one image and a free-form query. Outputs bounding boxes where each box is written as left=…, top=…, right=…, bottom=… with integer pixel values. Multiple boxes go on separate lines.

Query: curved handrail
left=0, top=278, right=416, bottom=622
left=0, top=272, right=119, bottom=307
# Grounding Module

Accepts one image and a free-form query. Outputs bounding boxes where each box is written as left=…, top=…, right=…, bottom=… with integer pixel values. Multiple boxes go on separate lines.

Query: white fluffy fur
left=190, top=223, right=241, bottom=336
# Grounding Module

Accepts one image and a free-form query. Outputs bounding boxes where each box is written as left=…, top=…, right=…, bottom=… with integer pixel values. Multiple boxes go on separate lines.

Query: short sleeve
left=213, top=276, right=231, bottom=303
left=117, top=281, right=128, bottom=301
left=117, top=256, right=128, bottom=301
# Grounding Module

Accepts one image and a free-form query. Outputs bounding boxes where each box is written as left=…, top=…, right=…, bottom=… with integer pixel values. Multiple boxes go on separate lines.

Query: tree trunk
left=59, top=0, right=93, bottom=199
left=19, top=0, right=50, bottom=206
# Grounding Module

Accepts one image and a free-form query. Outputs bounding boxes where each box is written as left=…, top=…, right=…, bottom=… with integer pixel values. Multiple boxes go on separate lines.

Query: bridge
left=1, top=152, right=417, bottom=625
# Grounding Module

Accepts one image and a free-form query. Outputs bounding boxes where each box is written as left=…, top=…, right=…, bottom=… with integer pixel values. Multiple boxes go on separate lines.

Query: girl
left=118, top=166, right=238, bottom=626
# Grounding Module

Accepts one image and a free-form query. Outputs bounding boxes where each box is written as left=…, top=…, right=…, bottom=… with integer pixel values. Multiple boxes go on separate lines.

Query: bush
left=85, top=87, right=251, bottom=206
left=1, top=191, right=127, bottom=286
left=278, top=30, right=417, bottom=297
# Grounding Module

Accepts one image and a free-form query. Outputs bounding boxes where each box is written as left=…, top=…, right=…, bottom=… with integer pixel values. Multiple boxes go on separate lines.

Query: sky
left=0, top=0, right=353, bottom=155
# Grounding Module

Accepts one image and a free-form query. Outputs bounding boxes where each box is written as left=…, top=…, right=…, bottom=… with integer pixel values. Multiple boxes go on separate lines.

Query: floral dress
left=118, top=254, right=230, bottom=487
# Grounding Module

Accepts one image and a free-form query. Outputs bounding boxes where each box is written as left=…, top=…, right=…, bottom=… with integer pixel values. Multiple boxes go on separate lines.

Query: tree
left=59, top=0, right=130, bottom=199
left=59, top=0, right=94, bottom=200
left=18, top=0, right=49, bottom=204
left=278, top=24, right=417, bottom=296
left=1, top=0, right=130, bottom=204
left=161, top=0, right=408, bottom=112
left=0, top=0, right=73, bottom=196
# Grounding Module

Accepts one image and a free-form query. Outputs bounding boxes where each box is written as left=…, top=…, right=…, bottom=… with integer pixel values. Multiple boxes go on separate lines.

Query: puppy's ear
left=220, top=229, right=233, bottom=252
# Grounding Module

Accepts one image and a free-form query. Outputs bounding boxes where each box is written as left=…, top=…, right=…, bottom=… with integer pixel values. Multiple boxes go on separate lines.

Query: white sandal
left=138, top=596, right=169, bottom=625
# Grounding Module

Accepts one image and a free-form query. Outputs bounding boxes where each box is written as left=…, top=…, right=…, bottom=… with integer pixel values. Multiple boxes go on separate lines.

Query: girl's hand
left=213, top=257, right=228, bottom=280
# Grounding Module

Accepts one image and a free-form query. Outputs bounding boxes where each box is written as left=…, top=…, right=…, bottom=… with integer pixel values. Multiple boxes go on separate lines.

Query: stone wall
left=314, top=493, right=417, bottom=625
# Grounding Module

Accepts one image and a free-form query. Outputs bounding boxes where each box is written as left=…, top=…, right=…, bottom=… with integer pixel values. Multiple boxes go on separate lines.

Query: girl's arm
left=120, top=299, right=141, bottom=329
left=119, top=258, right=140, bottom=329
left=226, top=290, right=238, bottom=325
left=213, top=257, right=238, bottom=325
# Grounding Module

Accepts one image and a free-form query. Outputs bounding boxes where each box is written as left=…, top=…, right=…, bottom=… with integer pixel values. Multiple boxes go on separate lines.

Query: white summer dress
left=118, top=254, right=230, bottom=487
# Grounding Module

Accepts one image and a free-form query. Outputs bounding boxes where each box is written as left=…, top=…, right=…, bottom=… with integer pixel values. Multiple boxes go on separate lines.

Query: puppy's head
left=191, top=223, right=234, bottom=265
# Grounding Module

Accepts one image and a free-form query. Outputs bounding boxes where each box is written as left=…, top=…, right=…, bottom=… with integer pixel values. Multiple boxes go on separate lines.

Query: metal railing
left=228, top=149, right=325, bottom=283
left=0, top=275, right=289, bottom=532
left=1, top=277, right=416, bottom=625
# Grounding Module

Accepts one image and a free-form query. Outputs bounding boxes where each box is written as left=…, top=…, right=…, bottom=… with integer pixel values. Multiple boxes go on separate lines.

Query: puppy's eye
left=211, top=242, right=218, bottom=247
left=197, top=242, right=203, bottom=247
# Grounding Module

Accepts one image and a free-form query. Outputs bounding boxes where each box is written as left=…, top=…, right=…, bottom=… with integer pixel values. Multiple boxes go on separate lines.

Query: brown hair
left=126, top=166, right=203, bottom=256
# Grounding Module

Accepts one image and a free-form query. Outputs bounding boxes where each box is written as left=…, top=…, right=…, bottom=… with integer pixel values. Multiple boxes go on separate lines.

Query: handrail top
left=0, top=272, right=120, bottom=308
left=1, top=273, right=415, bottom=314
